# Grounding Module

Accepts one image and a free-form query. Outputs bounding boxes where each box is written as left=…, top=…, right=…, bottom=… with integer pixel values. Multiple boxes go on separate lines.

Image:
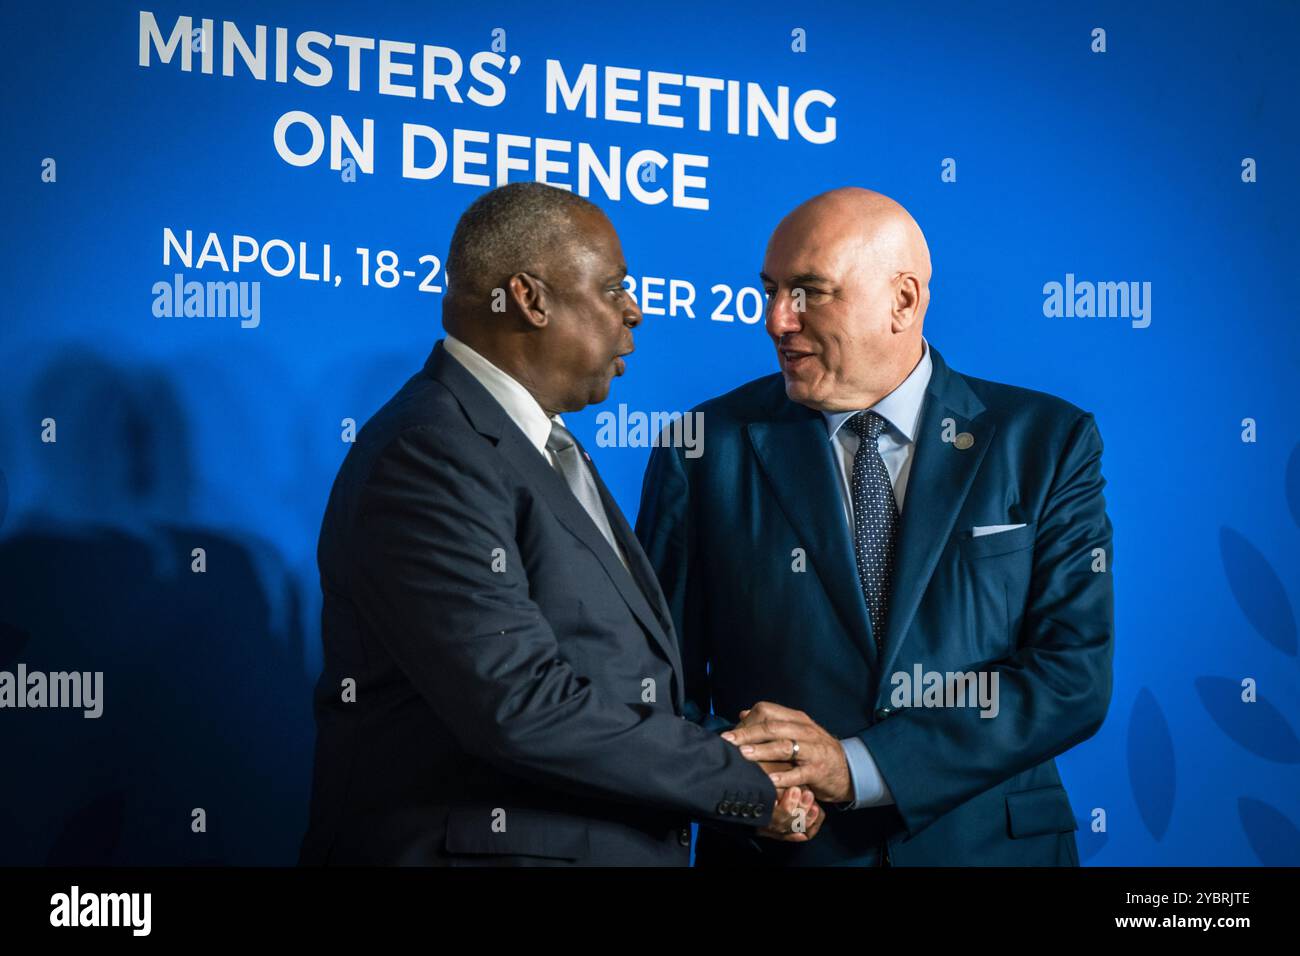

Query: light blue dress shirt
left=821, top=337, right=933, bottom=809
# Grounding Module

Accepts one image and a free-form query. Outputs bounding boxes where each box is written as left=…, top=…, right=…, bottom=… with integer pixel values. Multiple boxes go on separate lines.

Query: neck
left=877, top=340, right=924, bottom=403
left=448, top=324, right=559, bottom=415
left=822, top=340, right=924, bottom=412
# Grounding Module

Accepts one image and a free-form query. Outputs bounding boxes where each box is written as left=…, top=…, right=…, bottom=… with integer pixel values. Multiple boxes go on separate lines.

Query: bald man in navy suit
left=637, top=187, right=1114, bottom=866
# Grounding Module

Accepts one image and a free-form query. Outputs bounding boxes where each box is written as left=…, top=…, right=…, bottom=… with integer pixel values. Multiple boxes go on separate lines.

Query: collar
left=441, top=334, right=561, bottom=455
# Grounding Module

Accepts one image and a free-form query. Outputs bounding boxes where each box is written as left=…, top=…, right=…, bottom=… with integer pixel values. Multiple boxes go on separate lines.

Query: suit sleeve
left=858, top=412, right=1114, bottom=838
left=351, top=425, right=775, bottom=828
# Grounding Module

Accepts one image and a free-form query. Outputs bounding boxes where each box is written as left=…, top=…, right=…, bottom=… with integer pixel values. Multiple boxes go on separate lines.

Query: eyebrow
left=758, top=271, right=835, bottom=286
left=606, top=265, right=628, bottom=283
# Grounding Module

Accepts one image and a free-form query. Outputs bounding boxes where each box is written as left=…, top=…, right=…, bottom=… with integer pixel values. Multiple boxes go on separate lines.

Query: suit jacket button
left=717, top=801, right=731, bottom=815
left=875, top=707, right=892, bottom=720
left=678, top=827, right=691, bottom=847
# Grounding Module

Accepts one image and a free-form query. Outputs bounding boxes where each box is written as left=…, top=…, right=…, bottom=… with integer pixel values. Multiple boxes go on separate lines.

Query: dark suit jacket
left=636, top=344, right=1114, bottom=866
left=300, top=340, right=775, bottom=866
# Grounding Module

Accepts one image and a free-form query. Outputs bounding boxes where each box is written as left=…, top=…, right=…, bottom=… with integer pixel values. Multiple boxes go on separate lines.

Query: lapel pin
left=955, top=432, right=974, bottom=450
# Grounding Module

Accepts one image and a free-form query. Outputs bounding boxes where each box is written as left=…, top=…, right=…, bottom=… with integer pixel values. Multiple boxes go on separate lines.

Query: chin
left=782, top=377, right=812, bottom=403
left=783, top=379, right=830, bottom=412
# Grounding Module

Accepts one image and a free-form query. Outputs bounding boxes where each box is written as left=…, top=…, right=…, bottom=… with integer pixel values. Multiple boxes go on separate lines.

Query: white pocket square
left=971, top=523, right=1027, bottom=537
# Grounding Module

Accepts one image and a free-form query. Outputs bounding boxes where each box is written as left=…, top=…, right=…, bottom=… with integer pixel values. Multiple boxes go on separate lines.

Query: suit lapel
left=499, top=428, right=684, bottom=683
left=427, top=342, right=683, bottom=698
left=578, top=437, right=686, bottom=686
left=748, top=409, right=878, bottom=667
left=745, top=346, right=996, bottom=678
left=876, top=346, right=994, bottom=680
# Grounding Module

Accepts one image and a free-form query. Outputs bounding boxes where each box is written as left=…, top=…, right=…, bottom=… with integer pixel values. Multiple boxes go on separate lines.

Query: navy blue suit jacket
left=300, top=341, right=775, bottom=866
left=636, top=344, right=1114, bottom=866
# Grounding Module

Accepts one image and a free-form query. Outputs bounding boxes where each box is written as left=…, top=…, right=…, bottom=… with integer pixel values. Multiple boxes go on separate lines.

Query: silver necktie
left=545, top=420, right=629, bottom=570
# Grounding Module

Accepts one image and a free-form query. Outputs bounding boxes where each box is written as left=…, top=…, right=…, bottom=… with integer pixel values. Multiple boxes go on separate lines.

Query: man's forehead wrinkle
left=769, top=225, right=853, bottom=273
left=766, top=258, right=844, bottom=286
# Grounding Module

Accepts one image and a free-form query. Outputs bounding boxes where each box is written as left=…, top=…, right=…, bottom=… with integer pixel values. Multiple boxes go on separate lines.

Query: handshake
left=719, top=701, right=853, bottom=843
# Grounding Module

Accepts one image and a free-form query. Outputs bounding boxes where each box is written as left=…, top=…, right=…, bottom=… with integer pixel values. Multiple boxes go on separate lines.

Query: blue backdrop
left=2, top=0, right=1298, bottom=865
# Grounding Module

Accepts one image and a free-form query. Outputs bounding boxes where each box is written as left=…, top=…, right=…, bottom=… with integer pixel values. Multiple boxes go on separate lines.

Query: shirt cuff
left=839, top=736, right=895, bottom=809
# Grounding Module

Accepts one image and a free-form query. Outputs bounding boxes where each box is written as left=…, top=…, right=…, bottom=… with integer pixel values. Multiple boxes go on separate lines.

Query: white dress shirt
left=443, top=333, right=561, bottom=465
left=822, top=337, right=933, bottom=810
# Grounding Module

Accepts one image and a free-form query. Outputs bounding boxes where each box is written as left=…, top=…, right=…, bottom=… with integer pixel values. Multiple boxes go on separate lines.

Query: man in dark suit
left=636, top=187, right=1114, bottom=866
left=300, top=182, right=817, bottom=866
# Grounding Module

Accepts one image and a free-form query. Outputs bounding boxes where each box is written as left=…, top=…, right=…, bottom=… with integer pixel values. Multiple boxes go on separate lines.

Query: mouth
left=613, top=347, right=633, bottom=376
left=779, top=347, right=815, bottom=372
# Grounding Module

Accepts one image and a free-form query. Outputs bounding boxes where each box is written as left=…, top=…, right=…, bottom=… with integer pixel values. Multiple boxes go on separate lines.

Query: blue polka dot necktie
left=845, top=411, right=898, bottom=652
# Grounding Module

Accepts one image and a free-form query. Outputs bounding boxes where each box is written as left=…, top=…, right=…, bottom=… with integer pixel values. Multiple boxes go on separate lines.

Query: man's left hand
left=722, top=701, right=853, bottom=804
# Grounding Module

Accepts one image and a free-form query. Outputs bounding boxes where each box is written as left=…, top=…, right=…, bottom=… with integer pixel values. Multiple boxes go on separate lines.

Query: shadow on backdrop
left=0, top=349, right=314, bottom=864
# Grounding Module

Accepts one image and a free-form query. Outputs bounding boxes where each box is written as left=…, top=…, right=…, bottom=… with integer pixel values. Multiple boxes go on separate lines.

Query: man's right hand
left=758, top=784, right=823, bottom=842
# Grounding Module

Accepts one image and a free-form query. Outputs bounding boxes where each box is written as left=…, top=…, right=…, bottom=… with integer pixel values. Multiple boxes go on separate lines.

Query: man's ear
left=891, top=272, right=922, bottom=331
left=508, top=272, right=549, bottom=328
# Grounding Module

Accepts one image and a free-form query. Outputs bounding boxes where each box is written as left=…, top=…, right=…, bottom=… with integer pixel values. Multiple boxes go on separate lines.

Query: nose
left=623, top=288, right=643, bottom=329
left=765, top=288, right=802, bottom=339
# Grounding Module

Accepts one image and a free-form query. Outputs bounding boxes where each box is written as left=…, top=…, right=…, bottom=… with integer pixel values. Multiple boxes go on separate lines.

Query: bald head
left=783, top=187, right=932, bottom=293
left=762, top=187, right=932, bottom=411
